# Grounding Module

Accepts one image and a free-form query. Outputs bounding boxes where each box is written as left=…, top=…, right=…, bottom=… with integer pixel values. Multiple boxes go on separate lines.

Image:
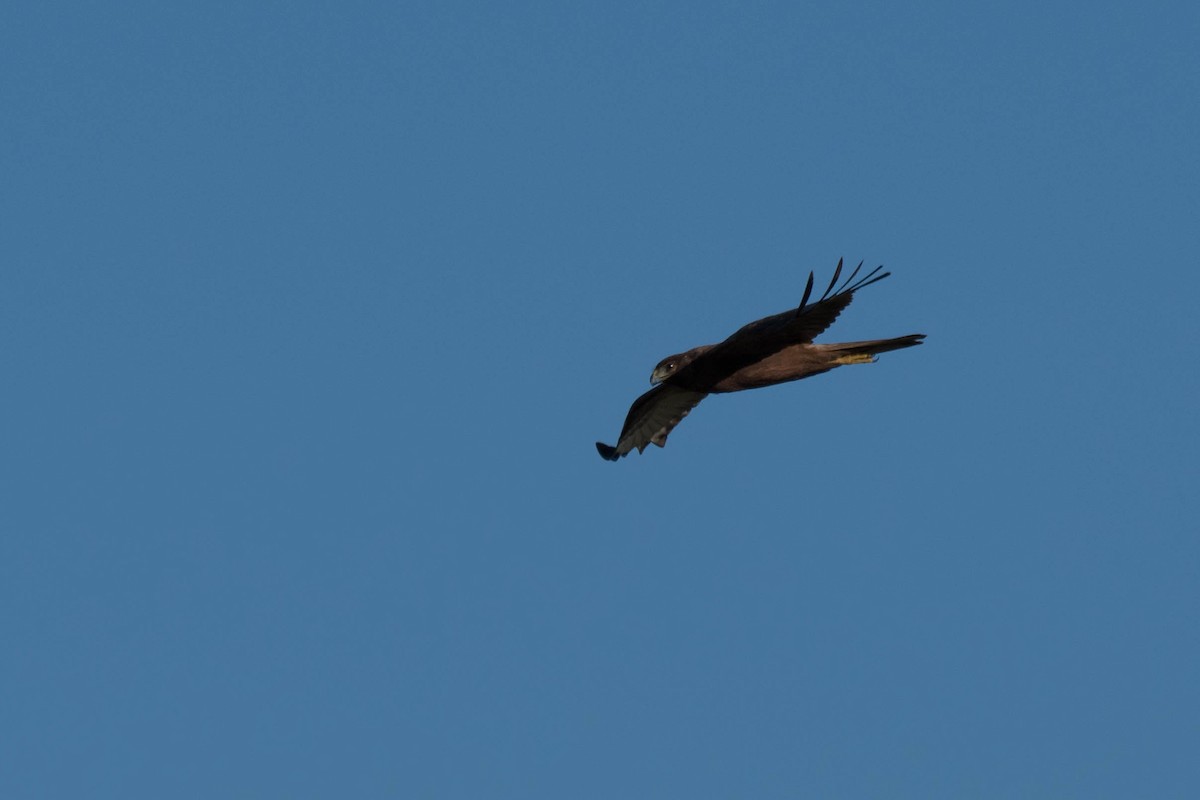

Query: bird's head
left=650, top=352, right=688, bottom=385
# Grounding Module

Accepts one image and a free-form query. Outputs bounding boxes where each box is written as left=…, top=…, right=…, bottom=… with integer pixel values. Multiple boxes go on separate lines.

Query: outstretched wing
left=595, top=384, right=708, bottom=461
left=672, top=258, right=890, bottom=390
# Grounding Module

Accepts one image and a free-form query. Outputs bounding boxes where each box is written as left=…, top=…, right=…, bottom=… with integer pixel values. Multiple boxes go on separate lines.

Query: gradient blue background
left=4, top=1, right=1198, bottom=797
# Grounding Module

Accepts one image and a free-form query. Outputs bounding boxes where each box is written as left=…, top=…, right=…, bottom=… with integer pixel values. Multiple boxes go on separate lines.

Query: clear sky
left=4, top=1, right=1199, bottom=797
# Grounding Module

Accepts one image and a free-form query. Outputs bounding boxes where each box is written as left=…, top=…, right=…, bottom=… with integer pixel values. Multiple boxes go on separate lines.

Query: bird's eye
left=666, top=362, right=675, bottom=370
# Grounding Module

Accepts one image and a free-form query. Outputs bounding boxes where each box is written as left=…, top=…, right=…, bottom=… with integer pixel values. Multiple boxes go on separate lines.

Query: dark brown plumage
left=595, top=259, right=924, bottom=461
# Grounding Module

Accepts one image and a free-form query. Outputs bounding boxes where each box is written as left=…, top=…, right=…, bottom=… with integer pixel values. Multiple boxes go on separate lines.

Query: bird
left=595, top=258, right=924, bottom=461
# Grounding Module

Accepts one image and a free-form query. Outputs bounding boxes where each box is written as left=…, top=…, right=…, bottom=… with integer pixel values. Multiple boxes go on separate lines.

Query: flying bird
left=595, top=259, right=924, bottom=461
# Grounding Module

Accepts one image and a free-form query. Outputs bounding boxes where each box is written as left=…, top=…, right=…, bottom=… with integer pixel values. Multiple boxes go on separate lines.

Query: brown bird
left=596, top=259, right=924, bottom=460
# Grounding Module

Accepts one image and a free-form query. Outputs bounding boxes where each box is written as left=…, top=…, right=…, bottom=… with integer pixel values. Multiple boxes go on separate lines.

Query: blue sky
left=3, top=1, right=1199, bottom=797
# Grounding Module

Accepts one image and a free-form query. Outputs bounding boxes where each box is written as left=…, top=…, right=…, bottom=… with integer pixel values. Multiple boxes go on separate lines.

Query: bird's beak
left=649, top=369, right=665, bottom=385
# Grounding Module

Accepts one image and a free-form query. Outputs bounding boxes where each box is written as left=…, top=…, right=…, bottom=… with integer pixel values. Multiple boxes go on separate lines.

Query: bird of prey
left=595, top=259, right=924, bottom=461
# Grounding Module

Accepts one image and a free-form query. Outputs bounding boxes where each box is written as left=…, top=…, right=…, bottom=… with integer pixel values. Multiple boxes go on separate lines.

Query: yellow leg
left=832, top=353, right=876, bottom=365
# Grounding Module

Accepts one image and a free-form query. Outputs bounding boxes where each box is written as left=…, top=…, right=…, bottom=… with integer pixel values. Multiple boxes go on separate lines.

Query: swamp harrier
left=596, top=259, right=924, bottom=461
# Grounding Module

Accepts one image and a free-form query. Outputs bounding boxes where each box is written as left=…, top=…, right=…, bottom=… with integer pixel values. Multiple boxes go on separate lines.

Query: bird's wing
left=673, top=259, right=890, bottom=389
left=596, top=384, right=709, bottom=461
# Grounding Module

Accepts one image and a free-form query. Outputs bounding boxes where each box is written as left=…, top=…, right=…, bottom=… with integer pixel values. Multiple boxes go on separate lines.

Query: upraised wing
left=671, top=259, right=890, bottom=390
left=595, top=384, right=708, bottom=461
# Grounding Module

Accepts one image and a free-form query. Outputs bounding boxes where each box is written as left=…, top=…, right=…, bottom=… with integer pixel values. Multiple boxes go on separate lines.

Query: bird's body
left=674, top=337, right=921, bottom=393
left=595, top=259, right=924, bottom=461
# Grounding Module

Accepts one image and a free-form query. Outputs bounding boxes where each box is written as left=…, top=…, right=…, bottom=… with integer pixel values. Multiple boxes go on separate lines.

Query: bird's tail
left=818, top=333, right=925, bottom=365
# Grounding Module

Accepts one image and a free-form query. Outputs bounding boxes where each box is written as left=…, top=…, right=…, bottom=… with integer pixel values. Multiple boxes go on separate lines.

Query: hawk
left=596, top=259, right=924, bottom=460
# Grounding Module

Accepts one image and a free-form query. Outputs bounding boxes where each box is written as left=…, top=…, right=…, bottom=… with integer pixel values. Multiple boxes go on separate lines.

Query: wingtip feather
left=821, top=257, right=845, bottom=301
left=595, top=442, right=620, bottom=461
left=796, top=271, right=815, bottom=316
